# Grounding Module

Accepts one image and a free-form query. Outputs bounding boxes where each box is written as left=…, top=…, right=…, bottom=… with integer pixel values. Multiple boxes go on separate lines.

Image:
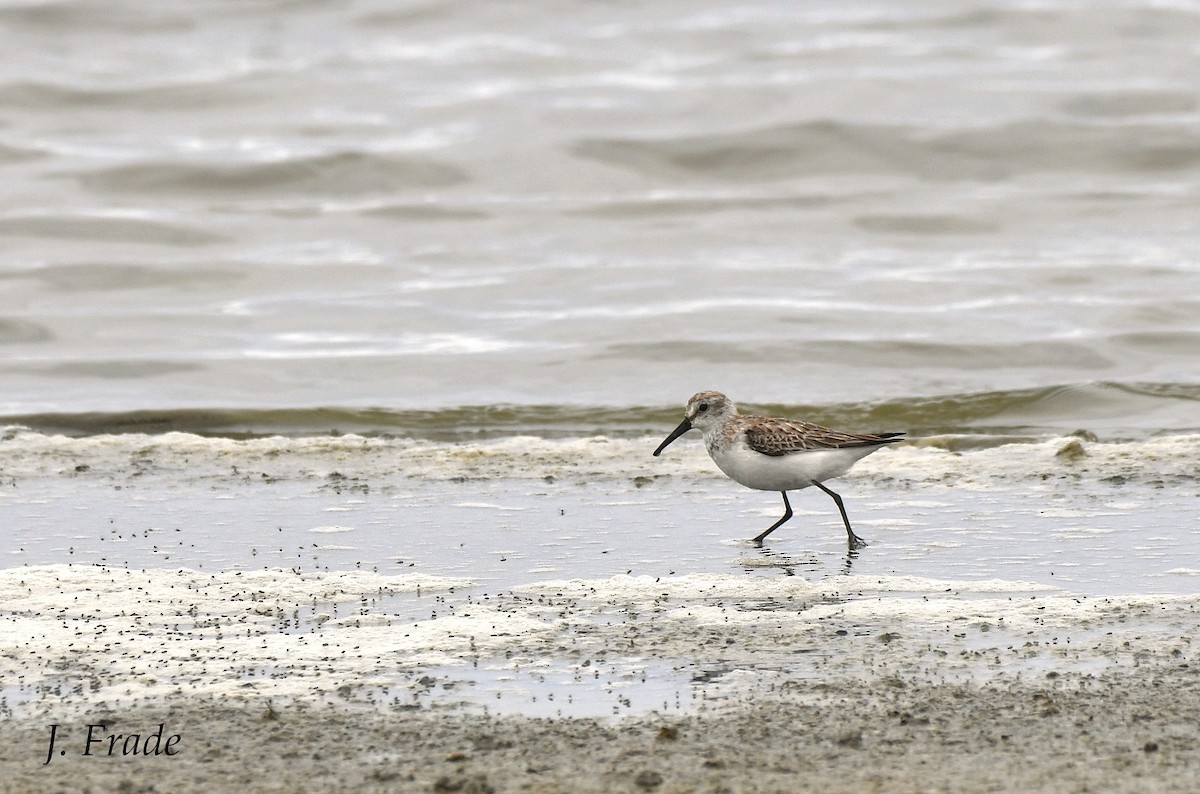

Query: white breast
left=707, top=438, right=880, bottom=492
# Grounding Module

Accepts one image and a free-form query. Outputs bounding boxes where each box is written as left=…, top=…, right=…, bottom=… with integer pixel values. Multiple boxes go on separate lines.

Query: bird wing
left=744, top=417, right=904, bottom=457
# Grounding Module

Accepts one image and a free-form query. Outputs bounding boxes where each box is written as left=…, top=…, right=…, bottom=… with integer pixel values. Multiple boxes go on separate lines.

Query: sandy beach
left=2, top=431, right=1199, bottom=794
left=5, top=635, right=1198, bottom=793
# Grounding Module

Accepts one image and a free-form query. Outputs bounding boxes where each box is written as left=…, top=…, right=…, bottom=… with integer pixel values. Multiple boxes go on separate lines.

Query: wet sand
left=5, top=665, right=1199, bottom=793
left=3, top=561, right=1199, bottom=792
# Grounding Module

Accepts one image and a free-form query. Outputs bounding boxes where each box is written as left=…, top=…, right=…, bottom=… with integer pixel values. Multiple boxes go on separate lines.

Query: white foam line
left=1, top=429, right=1197, bottom=485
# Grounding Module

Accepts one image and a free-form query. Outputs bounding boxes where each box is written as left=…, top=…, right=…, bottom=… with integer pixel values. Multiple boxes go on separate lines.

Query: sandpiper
left=653, top=390, right=904, bottom=549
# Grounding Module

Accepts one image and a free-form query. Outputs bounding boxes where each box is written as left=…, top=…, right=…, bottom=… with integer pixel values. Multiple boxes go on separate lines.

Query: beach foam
left=2, top=563, right=1196, bottom=720
left=2, top=427, right=1198, bottom=486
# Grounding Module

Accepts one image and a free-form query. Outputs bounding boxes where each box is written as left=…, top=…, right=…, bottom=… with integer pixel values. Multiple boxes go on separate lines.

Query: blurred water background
left=0, top=0, right=1197, bottom=439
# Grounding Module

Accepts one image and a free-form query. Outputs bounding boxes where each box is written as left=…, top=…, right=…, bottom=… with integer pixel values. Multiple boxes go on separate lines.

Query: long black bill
left=652, top=418, right=693, bottom=457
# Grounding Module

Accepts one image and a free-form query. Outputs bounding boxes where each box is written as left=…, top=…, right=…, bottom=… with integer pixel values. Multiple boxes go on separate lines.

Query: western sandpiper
left=653, top=390, right=904, bottom=549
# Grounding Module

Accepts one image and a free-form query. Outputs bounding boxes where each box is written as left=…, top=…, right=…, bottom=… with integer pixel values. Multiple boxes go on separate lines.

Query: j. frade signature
left=44, top=723, right=181, bottom=765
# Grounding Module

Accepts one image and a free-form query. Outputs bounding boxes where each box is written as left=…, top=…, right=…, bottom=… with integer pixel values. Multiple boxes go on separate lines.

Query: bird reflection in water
left=742, top=545, right=861, bottom=577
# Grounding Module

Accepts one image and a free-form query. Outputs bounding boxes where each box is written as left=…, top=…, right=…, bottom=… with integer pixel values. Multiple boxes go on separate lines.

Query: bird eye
left=698, top=403, right=708, bottom=412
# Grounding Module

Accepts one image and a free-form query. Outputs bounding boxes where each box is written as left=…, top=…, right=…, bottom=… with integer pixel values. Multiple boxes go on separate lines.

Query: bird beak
left=652, top=418, right=693, bottom=456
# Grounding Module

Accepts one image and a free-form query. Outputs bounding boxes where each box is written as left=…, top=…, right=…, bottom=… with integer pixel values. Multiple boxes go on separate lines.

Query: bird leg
left=752, top=491, right=793, bottom=544
left=811, top=480, right=867, bottom=549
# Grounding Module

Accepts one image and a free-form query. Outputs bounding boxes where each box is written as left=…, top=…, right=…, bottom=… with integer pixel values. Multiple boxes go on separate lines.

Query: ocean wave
left=572, top=119, right=1200, bottom=182
left=0, top=382, right=1196, bottom=440
left=0, top=424, right=1195, bottom=488
left=0, top=211, right=225, bottom=245
left=77, top=151, right=468, bottom=197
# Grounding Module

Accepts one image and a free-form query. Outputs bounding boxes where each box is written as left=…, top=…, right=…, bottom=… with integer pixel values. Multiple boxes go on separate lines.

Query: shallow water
left=3, top=431, right=1197, bottom=597
left=4, top=429, right=1192, bottom=720
left=5, top=473, right=1198, bottom=597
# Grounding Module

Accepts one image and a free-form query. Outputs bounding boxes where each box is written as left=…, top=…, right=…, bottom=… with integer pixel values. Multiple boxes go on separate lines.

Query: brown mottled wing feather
left=744, top=417, right=905, bottom=457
